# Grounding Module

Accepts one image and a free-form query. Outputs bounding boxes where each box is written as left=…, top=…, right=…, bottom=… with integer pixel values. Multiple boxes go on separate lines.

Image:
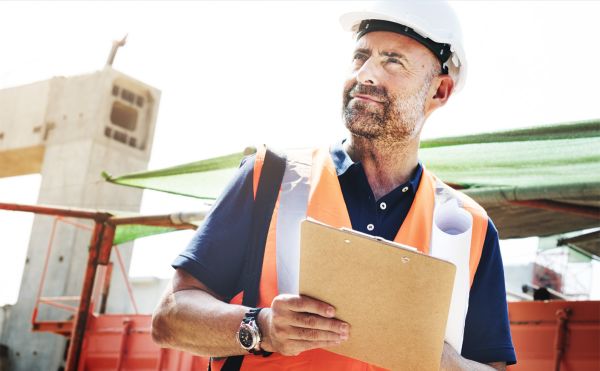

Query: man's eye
left=353, top=53, right=368, bottom=62
left=386, top=57, right=403, bottom=65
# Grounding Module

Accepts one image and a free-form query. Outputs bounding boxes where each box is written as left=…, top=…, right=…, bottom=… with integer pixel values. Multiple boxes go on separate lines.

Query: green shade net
left=113, top=224, right=179, bottom=246
left=104, top=119, right=600, bottom=253
left=420, top=120, right=600, bottom=202
left=102, top=151, right=250, bottom=200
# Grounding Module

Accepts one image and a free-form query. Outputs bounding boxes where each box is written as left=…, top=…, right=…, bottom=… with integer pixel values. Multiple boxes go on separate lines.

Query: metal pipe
left=553, top=308, right=572, bottom=371
left=115, top=319, right=132, bottom=371
left=98, top=224, right=116, bottom=266
left=99, top=263, right=113, bottom=315
left=108, top=210, right=207, bottom=228
left=37, top=299, right=78, bottom=313
left=114, top=245, right=139, bottom=314
left=557, top=229, right=600, bottom=246
left=155, top=348, right=166, bottom=371
left=39, top=296, right=80, bottom=301
left=64, top=222, right=105, bottom=371
left=55, top=218, right=93, bottom=230
left=31, top=217, right=60, bottom=325
left=0, top=202, right=111, bottom=221
left=169, top=211, right=208, bottom=225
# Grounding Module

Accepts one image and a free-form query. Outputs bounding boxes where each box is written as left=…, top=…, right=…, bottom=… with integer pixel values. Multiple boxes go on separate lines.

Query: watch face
left=238, top=325, right=255, bottom=349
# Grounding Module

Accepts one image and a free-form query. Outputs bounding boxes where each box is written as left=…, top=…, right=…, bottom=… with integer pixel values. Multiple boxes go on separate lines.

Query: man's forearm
left=152, top=269, right=348, bottom=358
left=152, top=287, right=248, bottom=357
left=440, top=342, right=506, bottom=371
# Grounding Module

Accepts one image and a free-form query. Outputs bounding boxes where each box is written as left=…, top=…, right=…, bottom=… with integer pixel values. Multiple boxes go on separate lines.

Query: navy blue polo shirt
left=172, top=142, right=516, bottom=365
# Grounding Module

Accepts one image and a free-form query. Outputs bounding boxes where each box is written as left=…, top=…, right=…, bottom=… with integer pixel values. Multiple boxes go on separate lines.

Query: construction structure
left=0, top=65, right=160, bottom=370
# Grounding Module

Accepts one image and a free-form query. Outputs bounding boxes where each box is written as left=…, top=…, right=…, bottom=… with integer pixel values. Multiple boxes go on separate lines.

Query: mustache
left=346, top=83, right=389, bottom=103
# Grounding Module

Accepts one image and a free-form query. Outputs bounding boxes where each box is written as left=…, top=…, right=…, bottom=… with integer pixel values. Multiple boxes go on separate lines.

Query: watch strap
left=243, top=307, right=262, bottom=324
left=244, top=308, right=272, bottom=356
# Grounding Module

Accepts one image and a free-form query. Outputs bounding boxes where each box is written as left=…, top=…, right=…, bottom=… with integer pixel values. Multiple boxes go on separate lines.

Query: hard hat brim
left=339, top=9, right=467, bottom=91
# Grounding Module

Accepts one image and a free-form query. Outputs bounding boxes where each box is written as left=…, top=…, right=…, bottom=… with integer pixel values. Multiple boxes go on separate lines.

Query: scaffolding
left=0, top=202, right=209, bottom=371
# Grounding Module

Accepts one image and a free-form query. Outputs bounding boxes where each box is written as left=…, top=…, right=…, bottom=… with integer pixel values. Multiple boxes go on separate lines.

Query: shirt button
left=379, top=202, right=387, bottom=210
left=402, top=186, right=409, bottom=193
left=367, top=223, right=375, bottom=231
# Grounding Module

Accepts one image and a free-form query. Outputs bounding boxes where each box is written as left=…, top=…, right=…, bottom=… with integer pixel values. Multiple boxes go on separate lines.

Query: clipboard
left=299, top=219, right=456, bottom=371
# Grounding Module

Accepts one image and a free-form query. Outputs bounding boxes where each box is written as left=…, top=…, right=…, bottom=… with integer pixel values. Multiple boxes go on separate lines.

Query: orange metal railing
left=0, top=202, right=204, bottom=371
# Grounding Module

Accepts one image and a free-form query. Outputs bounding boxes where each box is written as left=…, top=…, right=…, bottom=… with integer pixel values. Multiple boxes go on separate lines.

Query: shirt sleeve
left=461, top=219, right=517, bottom=365
left=171, top=155, right=256, bottom=300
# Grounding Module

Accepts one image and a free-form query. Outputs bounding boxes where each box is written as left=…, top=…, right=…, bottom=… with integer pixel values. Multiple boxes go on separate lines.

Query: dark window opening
left=113, top=130, right=128, bottom=144
left=121, top=89, right=135, bottom=104
left=110, top=101, right=138, bottom=131
left=136, top=96, right=144, bottom=108
left=112, top=85, right=120, bottom=96
left=104, top=126, right=112, bottom=137
left=128, top=137, right=137, bottom=148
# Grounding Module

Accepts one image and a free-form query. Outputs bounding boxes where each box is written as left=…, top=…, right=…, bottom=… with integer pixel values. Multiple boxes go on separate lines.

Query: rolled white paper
left=430, top=198, right=473, bottom=352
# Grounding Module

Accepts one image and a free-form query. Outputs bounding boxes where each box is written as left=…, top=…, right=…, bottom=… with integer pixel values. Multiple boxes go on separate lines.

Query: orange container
left=78, top=314, right=209, bottom=371
left=508, top=300, right=600, bottom=371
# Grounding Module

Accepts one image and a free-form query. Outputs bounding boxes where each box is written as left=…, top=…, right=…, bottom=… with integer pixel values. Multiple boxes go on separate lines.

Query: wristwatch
left=236, top=308, right=272, bottom=356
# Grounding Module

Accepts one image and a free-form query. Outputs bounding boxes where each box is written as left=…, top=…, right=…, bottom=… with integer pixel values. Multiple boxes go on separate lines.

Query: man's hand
left=258, top=294, right=350, bottom=356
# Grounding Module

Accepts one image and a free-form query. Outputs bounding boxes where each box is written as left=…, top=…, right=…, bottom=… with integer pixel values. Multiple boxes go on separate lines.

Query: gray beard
left=343, top=78, right=432, bottom=142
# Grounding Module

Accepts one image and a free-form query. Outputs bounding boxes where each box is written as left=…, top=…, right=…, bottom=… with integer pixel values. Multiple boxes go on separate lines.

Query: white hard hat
left=340, top=1, right=467, bottom=91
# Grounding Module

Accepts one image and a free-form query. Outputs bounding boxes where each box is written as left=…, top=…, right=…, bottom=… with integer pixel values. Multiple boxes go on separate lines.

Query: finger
left=287, top=312, right=350, bottom=334
left=285, top=295, right=336, bottom=318
left=288, top=326, right=349, bottom=342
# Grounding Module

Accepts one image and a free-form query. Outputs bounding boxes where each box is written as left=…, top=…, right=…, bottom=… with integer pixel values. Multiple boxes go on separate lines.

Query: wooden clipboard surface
left=299, top=219, right=456, bottom=371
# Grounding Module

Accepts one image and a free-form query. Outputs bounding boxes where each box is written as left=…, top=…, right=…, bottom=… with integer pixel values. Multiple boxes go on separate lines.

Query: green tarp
left=104, top=120, right=600, bottom=255
left=102, top=151, right=250, bottom=200
left=113, top=224, right=178, bottom=246
left=419, top=120, right=600, bottom=201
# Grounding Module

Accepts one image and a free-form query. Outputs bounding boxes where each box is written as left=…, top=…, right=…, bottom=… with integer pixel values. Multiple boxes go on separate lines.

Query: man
left=152, top=2, right=516, bottom=370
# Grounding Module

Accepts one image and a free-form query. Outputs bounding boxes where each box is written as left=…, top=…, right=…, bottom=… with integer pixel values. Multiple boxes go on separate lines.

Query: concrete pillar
left=0, top=67, right=160, bottom=370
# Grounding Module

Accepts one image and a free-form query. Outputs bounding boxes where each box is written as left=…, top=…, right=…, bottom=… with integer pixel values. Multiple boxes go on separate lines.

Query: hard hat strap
left=356, top=19, right=451, bottom=74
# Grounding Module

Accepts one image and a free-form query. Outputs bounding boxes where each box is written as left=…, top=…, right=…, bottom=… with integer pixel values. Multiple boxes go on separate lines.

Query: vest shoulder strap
left=221, top=146, right=286, bottom=371
left=243, top=146, right=287, bottom=306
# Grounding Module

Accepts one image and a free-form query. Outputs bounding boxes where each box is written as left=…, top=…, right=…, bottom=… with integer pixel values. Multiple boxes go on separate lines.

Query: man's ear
left=425, top=75, right=454, bottom=117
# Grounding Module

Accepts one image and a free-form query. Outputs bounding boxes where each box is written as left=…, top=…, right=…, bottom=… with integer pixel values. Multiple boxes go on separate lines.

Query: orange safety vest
left=211, top=146, right=488, bottom=371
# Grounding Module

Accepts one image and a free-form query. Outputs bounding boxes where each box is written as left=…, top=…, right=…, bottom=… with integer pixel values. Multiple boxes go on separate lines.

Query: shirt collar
left=330, top=140, right=423, bottom=193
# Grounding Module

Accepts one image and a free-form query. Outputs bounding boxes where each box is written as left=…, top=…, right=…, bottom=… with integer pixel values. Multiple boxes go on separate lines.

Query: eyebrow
left=353, top=48, right=409, bottom=62
left=380, top=50, right=408, bottom=60
left=353, top=48, right=371, bottom=56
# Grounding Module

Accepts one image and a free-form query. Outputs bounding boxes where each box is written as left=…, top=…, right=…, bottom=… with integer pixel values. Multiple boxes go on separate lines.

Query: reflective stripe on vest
left=213, top=146, right=488, bottom=371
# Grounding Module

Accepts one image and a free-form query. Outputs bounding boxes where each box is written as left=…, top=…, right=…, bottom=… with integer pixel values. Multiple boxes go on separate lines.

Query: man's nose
left=356, top=58, right=379, bottom=86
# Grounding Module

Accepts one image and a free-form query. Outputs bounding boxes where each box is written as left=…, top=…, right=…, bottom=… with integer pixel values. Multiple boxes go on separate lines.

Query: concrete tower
left=0, top=67, right=160, bottom=370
